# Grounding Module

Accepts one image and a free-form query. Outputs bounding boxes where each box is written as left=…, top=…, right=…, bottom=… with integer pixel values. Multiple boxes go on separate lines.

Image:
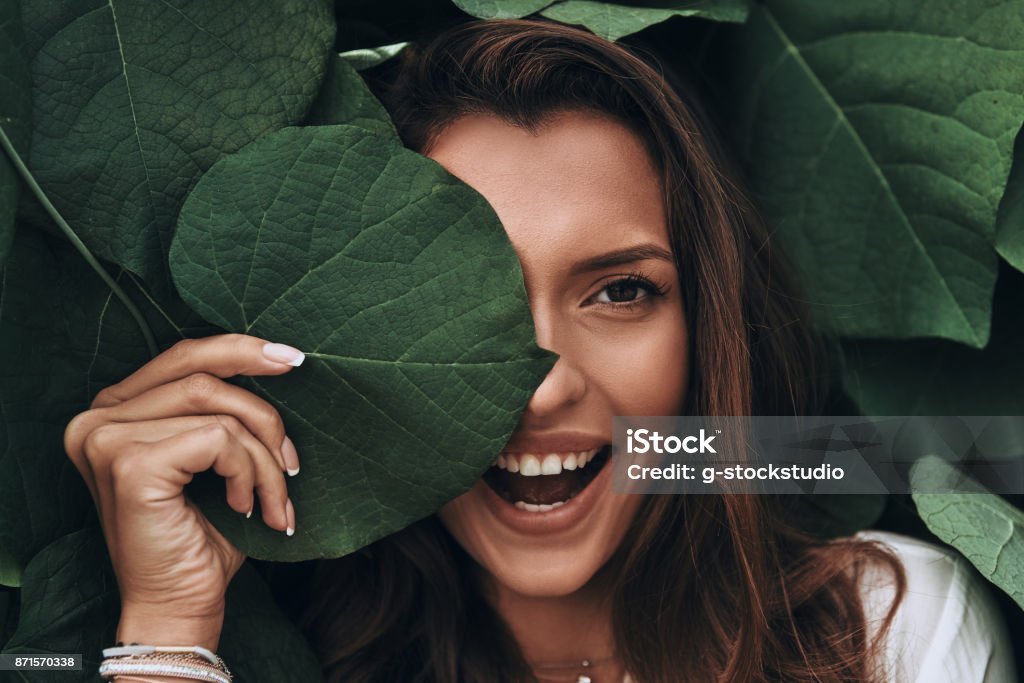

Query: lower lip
left=477, top=450, right=613, bottom=535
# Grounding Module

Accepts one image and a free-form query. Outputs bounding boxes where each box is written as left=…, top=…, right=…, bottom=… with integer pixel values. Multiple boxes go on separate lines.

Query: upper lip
left=501, top=431, right=609, bottom=454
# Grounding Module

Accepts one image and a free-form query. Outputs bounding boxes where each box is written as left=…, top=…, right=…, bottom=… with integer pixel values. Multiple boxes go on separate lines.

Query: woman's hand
left=63, top=334, right=305, bottom=649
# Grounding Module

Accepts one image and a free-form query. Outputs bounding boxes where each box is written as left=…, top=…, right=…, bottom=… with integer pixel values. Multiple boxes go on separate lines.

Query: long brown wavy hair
left=299, top=19, right=906, bottom=683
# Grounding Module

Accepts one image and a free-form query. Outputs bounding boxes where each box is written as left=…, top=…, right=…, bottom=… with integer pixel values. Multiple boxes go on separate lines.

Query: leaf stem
left=0, top=123, right=158, bottom=357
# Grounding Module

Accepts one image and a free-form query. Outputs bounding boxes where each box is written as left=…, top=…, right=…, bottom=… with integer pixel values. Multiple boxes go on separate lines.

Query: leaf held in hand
left=171, top=125, right=555, bottom=561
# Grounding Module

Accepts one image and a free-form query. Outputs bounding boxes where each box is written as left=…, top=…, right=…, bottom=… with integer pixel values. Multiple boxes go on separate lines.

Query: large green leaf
left=171, top=125, right=555, bottom=561
left=19, top=0, right=334, bottom=293
left=728, top=1, right=1024, bottom=347
left=1, top=527, right=324, bottom=682
left=452, top=0, right=558, bottom=19
left=0, top=0, right=30, bottom=267
left=842, top=261, right=1024, bottom=416
left=911, top=457, right=1024, bottom=610
left=541, top=0, right=750, bottom=40
left=995, top=127, right=1024, bottom=270
left=305, top=54, right=398, bottom=138
left=0, top=230, right=153, bottom=587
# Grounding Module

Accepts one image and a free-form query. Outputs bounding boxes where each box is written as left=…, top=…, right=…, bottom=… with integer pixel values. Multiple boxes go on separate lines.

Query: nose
left=523, top=302, right=587, bottom=419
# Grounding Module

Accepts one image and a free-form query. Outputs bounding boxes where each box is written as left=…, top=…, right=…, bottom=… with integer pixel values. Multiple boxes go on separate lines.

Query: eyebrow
left=569, top=243, right=675, bottom=275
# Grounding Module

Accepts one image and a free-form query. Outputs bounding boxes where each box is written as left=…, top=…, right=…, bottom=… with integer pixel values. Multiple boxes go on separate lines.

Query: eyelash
left=589, top=271, right=669, bottom=310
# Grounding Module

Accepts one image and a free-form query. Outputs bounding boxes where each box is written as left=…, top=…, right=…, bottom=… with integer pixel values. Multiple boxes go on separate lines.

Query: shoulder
left=852, top=530, right=1017, bottom=683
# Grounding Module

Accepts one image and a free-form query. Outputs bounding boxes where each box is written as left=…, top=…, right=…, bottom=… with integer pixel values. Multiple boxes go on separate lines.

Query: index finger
left=92, top=333, right=305, bottom=408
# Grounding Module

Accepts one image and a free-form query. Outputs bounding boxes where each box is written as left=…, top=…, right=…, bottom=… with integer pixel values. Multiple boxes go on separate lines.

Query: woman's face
left=432, top=110, right=689, bottom=597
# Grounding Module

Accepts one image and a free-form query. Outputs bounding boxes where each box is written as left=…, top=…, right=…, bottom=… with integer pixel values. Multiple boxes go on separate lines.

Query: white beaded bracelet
left=99, top=644, right=233, bottom=683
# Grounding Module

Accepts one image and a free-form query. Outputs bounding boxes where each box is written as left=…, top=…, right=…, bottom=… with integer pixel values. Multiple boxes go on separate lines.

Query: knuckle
left=213, top=414, right=244, bottom=435
left=64, top=410, right=99, bottom=459
left=202, top=422, right=234, bottom=448
left=167, top=337, right=196, bottom=362
left=182, top=372, right=220, bottom=404
left=254, top=401, right=285, bottom=435
left=82, top=423, right=120, bottom=464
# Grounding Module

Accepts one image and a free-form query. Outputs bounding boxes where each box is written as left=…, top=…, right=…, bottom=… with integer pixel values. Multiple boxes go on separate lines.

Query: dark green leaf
left=306, top=54, right=398, bottom=138
left=19, top=0, right=334, bottom=293
left=453, top=0, right=558, bottom=19
left=171, top=125, right=555, bottom=561
left=727, top=1, right=1024, bottom=347
left=842, top=262, right=1024, bottom=416
left=339, top=42, right=409, bottom=71
left=541, top=0, right=750, bottom=40
left=995, top=126, right=1024, bottom=271
left=1, top=527, right=324, bottom=682
left=0, top=0, right=31, bottom=266
left=0, top=230, right=152, bottom=587
left=912, top=456, right=1024, bottom=610
left=0, top=528, right=119, bottom=677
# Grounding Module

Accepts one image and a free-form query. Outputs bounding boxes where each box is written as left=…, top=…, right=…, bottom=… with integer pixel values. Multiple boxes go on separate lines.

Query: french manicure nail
left=282, top=436, right=300, bottom=476
left=262, top=342, right=305, bottom=367
left=285, top=498, right=296, bottom=537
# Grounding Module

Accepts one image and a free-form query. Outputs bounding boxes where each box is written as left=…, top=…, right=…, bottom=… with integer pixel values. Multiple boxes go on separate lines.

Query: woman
left=64, top=19, right=1013, bottom=683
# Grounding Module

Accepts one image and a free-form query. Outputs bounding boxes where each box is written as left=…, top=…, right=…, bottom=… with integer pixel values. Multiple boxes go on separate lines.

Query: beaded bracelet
left=99, top=643, right=233, bottom=683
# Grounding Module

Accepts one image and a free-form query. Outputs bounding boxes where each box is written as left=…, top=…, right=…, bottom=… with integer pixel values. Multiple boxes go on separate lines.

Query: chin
left=437, top=443, right=643, bottom=598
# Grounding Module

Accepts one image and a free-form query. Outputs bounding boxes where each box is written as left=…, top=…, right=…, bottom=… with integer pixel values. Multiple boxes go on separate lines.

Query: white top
left=856, top=530, right=1017, bottom=683
left=621, top=530, right=1016, bottom=683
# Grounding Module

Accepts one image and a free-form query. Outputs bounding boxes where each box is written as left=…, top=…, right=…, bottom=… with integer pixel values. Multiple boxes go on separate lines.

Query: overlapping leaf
left=911, top=457, right=1024, bottom=610
left=540, top=0, right=749, bottom=40
left=306, top=54, right=398, bottom=138
left=18, top=0, right=334, bottom=293
left=727, top=1, right=1024, bottom=347
left=0, top=1, right=30, bottom=266
left=453, top=0, right=557, bottom=19
left=171, top=125, right=555, bottom=561
left=0, top=230, right=153, bottom=587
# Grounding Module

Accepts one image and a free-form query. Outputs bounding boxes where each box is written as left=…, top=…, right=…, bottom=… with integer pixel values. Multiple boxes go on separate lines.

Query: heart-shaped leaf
left=19, top=0, right=334, bottom=293
left=171, top=125, right=555, bottom=561
left=726, top=1, right=1024, bottom=347
left=541, top=0, right=750, bottom=41
left=0, top=0, right=31, bottom=266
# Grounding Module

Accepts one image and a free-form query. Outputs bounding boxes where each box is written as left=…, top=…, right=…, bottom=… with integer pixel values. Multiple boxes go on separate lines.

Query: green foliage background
left=1, top=0, right=1023, bottom=679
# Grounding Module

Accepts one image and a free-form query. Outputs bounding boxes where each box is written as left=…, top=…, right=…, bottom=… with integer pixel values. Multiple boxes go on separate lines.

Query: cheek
left=582, top=310, right=689, bottom=416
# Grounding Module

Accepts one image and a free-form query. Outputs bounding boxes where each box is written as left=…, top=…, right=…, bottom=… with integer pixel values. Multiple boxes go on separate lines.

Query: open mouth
left=482, top=445, right=611, bottom=511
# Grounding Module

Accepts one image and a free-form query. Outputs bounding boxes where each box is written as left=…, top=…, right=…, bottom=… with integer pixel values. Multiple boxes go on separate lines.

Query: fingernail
left=285, top=498, right=295, bottom=537
left=282, top=436, right=300, bottom=476
left=245, top=503, right=253, bottom=519
left=262, top=342, right=305, bottom=367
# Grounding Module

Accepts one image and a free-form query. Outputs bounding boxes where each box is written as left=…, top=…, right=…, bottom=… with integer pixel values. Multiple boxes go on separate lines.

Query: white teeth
left=519, top=454, right=541, bottom=477
left=541, top=454, right=562, bottom=475
left=513, top=499, right=569, bottom=512
left=497, top=448, right=603, bottom=475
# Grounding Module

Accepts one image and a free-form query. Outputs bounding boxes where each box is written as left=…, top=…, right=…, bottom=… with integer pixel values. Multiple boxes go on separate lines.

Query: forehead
left=425, top=111, right=668, bottom=267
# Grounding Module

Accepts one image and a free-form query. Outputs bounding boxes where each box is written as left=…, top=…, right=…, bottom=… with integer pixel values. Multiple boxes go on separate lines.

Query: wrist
left=117, top=605, right=224, bottom=652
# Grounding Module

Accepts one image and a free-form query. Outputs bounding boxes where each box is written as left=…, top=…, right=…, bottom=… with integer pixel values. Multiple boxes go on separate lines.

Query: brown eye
left=594, top=276, right=663, bottom=305
left=598, top=279, right=643, bottom=303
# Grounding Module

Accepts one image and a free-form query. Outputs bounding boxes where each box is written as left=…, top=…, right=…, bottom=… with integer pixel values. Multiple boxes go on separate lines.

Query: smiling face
left=430, top=110, right=689, bottom=597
